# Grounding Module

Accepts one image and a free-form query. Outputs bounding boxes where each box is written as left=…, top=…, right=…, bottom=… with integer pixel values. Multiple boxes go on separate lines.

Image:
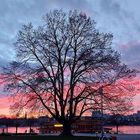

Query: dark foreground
left=0, top=135, right=106, bottom=140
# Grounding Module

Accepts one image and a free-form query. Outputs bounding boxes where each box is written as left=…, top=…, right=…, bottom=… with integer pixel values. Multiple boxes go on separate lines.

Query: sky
left=0, top=0, right=140, bottom=116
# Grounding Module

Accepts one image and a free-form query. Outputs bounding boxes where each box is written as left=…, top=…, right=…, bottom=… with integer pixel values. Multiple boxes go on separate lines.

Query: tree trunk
left=60, top=122, right=72, bottom=136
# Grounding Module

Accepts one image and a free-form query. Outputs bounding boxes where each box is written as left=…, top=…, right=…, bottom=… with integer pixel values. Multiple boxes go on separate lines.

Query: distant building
left=92, top=111, right=102, bottom=118
left=39, top=116, right=105, bottom=134
left=92, top=111, right=111, bottom=119
left=136, top=111, right=140, bottom=117
left=38, top=115, right=50, bottom=123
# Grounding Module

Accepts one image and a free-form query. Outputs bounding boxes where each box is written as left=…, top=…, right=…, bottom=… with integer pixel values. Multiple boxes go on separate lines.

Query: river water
left=0, top=126, right=39, bottom=134
left=0, top=126, right=140, bottom=134
left=106, top=126, right=140, bottom=134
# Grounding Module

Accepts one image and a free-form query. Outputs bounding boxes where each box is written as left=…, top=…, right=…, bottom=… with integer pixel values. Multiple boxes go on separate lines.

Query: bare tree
left=2, top=10, right=137, bottom=136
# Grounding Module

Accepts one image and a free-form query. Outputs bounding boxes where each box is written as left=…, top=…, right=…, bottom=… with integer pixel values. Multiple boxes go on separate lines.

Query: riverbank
left=2, top=125, right=140, bottom=134
left=114, top=134, right=140, bottom=140
left=75, top=133, right=140, bottom=140
left=0, top=135, right=99, bottom=140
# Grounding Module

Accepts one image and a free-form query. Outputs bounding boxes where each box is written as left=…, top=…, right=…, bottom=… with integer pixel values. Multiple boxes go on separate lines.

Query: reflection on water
left=0, top=126, right=140, bottom=134
left=0, top=127, right=39, bottom=134
left=107, top=126, right=140, bottom=134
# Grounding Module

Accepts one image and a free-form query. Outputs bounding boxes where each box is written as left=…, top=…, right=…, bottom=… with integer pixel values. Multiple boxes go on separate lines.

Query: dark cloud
left=0, top=0, right=48, bottom=62
left=97, top=0, right=140, bottom=42
left=0, top=0, right=93, bottom=61
left=0, top=0, right=140, bottom=70
left=119, top=41, right=140, bottom=69
left=47, top=0, right=90, bottom=10
left=100, top=0, right=122, bottom=15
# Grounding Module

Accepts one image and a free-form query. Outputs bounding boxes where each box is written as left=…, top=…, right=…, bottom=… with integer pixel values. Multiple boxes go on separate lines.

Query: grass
left=0, top=135, right=101, bottom=140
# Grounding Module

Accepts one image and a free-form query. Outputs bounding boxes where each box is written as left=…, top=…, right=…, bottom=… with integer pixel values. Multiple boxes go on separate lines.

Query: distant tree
left=2, top=10, right=138, bottom=136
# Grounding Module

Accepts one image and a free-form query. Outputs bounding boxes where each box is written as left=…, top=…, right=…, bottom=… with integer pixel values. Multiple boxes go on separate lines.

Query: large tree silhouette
left=2, top=10, right=137, bottom=136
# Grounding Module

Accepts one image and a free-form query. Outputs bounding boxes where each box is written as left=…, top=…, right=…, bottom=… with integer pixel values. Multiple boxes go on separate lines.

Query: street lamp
left=15, top=113, right=19, bottom=134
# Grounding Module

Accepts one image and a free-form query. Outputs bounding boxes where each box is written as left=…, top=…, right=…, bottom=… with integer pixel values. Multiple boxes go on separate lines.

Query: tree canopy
left=2, top=10, right=138, bottom=135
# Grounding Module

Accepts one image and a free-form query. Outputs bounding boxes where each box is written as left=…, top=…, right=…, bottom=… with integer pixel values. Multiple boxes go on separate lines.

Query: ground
left=1, top=134, right=140, bottom=140
left=0, top=135, right=100, bottom=140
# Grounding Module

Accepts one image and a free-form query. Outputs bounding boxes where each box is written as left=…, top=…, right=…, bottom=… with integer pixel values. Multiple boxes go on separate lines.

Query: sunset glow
left=0, top=0, right=140, bottom=118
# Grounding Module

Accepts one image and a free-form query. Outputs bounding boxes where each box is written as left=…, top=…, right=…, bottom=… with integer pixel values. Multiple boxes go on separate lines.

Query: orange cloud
left=0, top=95, right=13, bottom=117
